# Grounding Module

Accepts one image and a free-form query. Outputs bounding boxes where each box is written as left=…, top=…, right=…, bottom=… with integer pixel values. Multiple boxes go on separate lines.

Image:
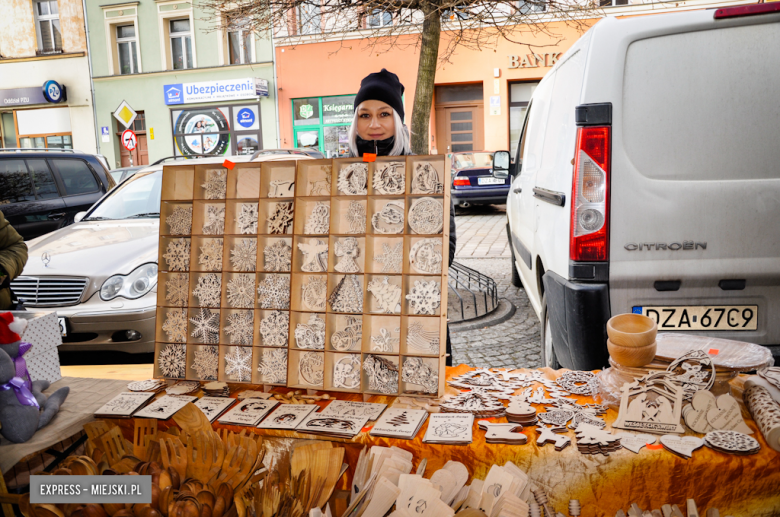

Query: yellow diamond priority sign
left=113, top=100, right=137, bottom=129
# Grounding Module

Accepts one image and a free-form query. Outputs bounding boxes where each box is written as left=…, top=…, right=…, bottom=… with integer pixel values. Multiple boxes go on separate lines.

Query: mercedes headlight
left=100, top=263, right=158, bottom=301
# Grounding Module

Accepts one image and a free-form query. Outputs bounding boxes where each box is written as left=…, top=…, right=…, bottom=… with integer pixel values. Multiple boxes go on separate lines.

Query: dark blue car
left=450, top=151, right=510, bottom=208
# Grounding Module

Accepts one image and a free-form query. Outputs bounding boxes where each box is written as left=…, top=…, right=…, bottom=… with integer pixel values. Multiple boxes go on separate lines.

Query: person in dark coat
left=348, top=69, right=457, bottom=366
left=0, top=211, right=27, bottom=310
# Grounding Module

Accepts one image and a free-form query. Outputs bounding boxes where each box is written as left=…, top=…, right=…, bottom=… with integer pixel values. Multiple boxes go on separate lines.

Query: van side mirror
left=74, top=212, right=87, bottom=223
left=492, top=151, right=511, bottom=179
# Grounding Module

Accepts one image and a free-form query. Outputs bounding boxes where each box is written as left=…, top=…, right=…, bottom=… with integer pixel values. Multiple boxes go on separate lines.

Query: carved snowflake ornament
left=227, top=274, right=255, bottom=308
left=294, top=314, right=326, bottom=350
left=260, top=310, right=289, bottom=347
left=269, top=202, right=294, bottom=234
left=202, top=170, right=227, bottom=199
left=165, top=273, right=189, bottom=307
left=203, top=204, right=226, bottom=235
left=162, top=309, right=188, bottom=343
left=367, top=276, right=402, bottom=314
left=258, top=348, right=287, bottom=384
left=373, top=162, right=405, bottom=195
left=405, top=280, right=441, bottom=315
left=203, top=317, right=237, bottom=352
left=191, top=345, right=218, bottom=380
left=164, top=238, right=190, bottom=272
left=199, top=238, right=223, bottom=271
left=374, top=242, right=403, bottom=273
left=230, top=238, right=257, bottom=272
left=225, top=346, right=253, bottom=382
left=337, top=163, right=368, bottom=195
left=257, top=310, right=287, bottom=347
left=346, top=201, right=366, bottom=234
left=166, top=205, right=192, bottom=235
left=190, top=307, right=220, bottom=344
left=264, top=240, right=291, bottom=272
left=193, top=273, right=221, bottom=307
left=257, top=274, right=290, bottom=309
left=159, top=343, right=186, bottom=378
left=304, top=202, right=330, bottom=234
left=237, top=203, right=259, bottom=234
left=301, top=275, right=327, bottom=311
left=334, top=237, right=361, bottom=273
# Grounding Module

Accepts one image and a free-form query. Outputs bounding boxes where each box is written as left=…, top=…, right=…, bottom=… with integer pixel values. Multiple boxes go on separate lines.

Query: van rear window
left=622, top=23, right=780, bottom=181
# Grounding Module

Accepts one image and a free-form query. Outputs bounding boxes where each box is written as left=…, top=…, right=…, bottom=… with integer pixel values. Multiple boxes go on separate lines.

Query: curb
left=449, top=298, right=516, bottom=333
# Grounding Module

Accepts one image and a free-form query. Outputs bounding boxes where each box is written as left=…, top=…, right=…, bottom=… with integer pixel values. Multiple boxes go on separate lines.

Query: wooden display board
left=155, top=156, right=450, bottom=397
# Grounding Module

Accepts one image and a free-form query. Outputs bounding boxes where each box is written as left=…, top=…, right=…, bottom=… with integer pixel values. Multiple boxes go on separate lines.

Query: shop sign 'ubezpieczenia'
left=163, top=78, right=268, bottom=105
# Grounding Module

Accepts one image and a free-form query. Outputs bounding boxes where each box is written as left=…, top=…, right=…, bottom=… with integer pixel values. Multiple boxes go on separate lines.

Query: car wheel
left=540, top=294, right=560, bottom=369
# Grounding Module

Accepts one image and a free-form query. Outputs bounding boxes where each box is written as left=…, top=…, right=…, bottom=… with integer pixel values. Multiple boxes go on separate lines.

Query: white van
left=497, top=4, right=780, bottom=370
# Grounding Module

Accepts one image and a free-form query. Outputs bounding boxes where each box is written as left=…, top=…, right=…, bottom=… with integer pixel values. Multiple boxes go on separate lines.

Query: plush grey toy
left=0, top=313, right=69, bottom=443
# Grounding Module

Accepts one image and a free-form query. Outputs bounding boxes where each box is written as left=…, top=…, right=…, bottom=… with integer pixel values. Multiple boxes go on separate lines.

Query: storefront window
left=292, top=95, right=356, bottom=157
left=1, top=113, right=16, bottom=148
left=509, top=81, right=538, bottom=159
left=171, top=104, right=262, bottom=157
left=46, top=135, right=72, bottom=149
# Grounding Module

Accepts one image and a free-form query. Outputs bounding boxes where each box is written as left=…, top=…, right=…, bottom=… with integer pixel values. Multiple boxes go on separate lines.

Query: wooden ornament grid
left=155, top=156, right=450, bottom=397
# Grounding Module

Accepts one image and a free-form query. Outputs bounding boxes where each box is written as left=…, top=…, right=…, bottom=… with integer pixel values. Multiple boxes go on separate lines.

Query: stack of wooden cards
left=94, top=392, right=155, bottom=418
left=134, top=395, right=197, bottom=420
left=126, top=379, right=166, bottom=393
left=370, top=408, right=428, bottom=440
left=202, top=381, right=230, bottom=397
left=320, top=400, right=387, bottom=421
left=217, top=399, right=278, bottom=426
left=423, top=414, right=474, bottom=445
left=575, top=423, right=621, bottom=455
left=194, top=397, right=235, bottom=422
left=258, top=404, right=318, bottom=430
left=296, top=413, right=370, bottom=438
left=166, top=381, right=201, bottom=395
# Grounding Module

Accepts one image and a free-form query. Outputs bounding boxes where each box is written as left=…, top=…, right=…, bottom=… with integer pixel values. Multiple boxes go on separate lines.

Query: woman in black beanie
left=349, top=69, right=457, bottom=367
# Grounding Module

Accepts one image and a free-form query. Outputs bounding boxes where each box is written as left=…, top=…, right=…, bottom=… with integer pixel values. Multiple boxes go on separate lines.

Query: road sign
left=122, top=129, right=137, bottom=151
left=113, top=100, right=138, bottom=129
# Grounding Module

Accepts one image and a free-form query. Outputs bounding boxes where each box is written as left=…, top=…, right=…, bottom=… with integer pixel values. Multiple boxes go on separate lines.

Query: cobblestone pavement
left=450, top=204, right=542, bottom=369
left=454, top=205, right=511, bottom=259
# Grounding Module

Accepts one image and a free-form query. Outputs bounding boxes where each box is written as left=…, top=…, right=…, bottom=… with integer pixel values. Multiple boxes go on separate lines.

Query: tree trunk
left=410, top=1, right=441, bottom=155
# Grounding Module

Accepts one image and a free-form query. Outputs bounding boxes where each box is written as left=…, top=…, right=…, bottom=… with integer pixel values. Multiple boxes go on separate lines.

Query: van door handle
left=513, top=187, right=522, bottom=194
left=47, top=213, right=66, bottom=220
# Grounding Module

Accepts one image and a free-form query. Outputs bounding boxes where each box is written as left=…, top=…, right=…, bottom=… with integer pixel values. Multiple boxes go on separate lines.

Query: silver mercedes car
left=13, top=154, right=312, bottom=353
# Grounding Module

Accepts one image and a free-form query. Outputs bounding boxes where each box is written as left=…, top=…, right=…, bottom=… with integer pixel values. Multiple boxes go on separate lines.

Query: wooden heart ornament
left=660, top=435, right=704, bottom=459
left=615, top=433, right=657, bottom=454
left=706, top=394, right=753, bottom=434
left=683, top=390, right=716, bottom=433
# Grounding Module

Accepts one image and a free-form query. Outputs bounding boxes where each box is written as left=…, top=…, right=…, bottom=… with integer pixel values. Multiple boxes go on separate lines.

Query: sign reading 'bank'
left=163, top=78, right=268, bottom=105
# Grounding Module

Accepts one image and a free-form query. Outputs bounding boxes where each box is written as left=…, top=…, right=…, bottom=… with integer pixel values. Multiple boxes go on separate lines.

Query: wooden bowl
left=606, top=313, right=657, bottom=348
left=607, top=339, right=657, bottom=367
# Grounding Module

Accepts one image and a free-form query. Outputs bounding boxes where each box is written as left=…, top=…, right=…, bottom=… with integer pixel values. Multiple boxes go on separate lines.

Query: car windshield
left=453, top=152, right=494, bottom=169
left=86, top=170, right=162, bottom=221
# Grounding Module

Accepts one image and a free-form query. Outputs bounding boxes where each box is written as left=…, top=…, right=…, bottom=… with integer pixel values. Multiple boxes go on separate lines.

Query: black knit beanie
left=354, top=69, right=405, bottom=121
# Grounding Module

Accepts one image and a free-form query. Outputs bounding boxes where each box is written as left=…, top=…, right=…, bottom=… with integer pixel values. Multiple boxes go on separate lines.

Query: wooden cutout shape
left=133, top=419, right=157, bottom=459
left=172, top=402, right=213, bottom=436
left=506, top=397, right=536, bottom=420
left=704, top=429, right=760, bottom=455
left=613, top=374, right=685, bottom=434
left=659, top=435, right=704, bottom=459
left=97, top=426, right=127, bottom=466
left=683, top=391, right=716, bottom=433
left=615, top=433, right=656, bottom=454
left=535, top=424, right=571, bottom=450
left=706, top=394, right=753, bottom=434
left=478, top=420, right=528, bottom=444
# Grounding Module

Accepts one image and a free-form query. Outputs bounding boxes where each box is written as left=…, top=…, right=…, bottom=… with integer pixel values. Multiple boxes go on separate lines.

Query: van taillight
left=570, top=126, right=610, bottom=261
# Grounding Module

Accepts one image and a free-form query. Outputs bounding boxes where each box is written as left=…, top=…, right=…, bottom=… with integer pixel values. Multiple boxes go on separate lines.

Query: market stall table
left=97, top=365, right=780, bottom=516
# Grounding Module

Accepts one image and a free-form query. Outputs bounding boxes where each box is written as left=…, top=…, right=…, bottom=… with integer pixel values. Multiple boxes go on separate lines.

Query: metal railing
left=447, top=261, right=499, bottom=323
left=0, top=148, right=81, bottom=153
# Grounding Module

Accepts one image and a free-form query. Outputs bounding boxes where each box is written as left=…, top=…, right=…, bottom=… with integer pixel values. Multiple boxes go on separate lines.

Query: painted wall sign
left=163, top=77, right=268, bottom=105
left=508, top=53, right=562, bottom=69
left=322, top=94, right=356, bottom=125
left=0, top=82, right=66, bottom=107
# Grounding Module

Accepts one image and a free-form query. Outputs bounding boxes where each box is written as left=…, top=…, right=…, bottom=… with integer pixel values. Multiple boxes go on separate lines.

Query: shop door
left=440, top=106, right=484, bottom=153
left=117, top=112, right=149, bottom=167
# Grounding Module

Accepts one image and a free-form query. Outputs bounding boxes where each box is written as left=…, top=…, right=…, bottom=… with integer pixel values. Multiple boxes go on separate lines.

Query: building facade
left=85, top=0, right=279, bottom=168
left=0, top=0, right=96, bottom=153
left=274, top=0, right=744, bottom=157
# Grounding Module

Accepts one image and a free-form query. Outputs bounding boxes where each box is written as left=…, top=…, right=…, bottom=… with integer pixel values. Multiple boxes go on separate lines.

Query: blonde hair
left=348, top=104, right=411, bottom=157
